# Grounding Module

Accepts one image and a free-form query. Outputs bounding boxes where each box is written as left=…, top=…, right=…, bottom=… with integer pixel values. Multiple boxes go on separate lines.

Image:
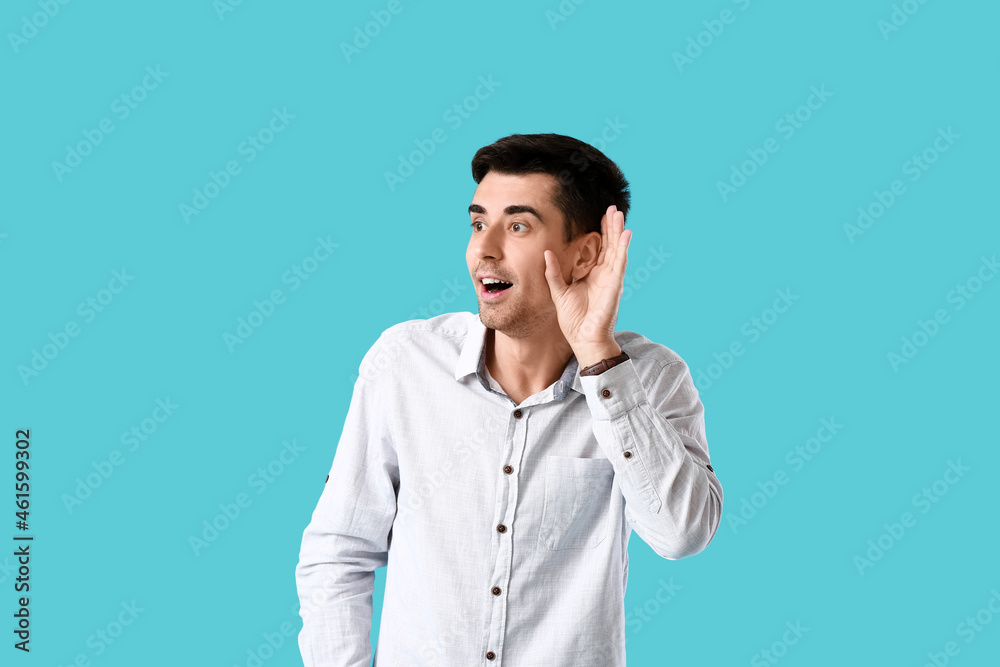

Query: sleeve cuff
left=579, top=358, right=647, bottom=420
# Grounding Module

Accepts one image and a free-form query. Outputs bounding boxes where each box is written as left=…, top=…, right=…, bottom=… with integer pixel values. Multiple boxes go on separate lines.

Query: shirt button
left=497, top=524, right=506, bottom=533
left=623, top=450, right=632, bottom=459
left=486, top=651, right=496, bottom=660
left=513, top=409, right=523, bottom=419
left=503, top=465, right=513, bottom=474
left=601, top=389, right=612, bottom=398
left=491, top=586, right=502, bottom=596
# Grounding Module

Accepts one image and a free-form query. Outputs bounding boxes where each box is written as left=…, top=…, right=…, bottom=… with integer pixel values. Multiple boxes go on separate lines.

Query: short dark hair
left=471, top=133, right=631, bottom=244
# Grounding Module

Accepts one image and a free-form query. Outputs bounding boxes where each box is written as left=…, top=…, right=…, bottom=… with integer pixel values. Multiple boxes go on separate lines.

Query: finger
left=617, top=211, right=628, bottom=261
left=615, top=228, right=631, bottom=278
left=596, top=206, right=612, bottom=266
left=604, top=206, right=621, bottom=270
left=543, top=250, right=568, bottom=300
left=602, top=205, right=613, bottom=249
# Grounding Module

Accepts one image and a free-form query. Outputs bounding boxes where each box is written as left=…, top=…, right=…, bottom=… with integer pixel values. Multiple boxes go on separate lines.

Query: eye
left=511, top=222, right=526, bottom=232
left=470, top=221, right=484, bottom=231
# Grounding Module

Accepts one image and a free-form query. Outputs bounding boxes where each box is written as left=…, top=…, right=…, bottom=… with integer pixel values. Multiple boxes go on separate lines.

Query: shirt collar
left=454, top=313, right=583, bottom=400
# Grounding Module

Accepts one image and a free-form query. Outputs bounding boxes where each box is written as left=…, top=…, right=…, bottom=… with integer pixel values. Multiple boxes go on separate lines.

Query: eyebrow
left=468, top=204, right=545, bottom=223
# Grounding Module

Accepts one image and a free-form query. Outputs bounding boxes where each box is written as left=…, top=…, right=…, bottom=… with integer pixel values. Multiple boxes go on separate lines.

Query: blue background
left=2, top=0, right=998, bottom=665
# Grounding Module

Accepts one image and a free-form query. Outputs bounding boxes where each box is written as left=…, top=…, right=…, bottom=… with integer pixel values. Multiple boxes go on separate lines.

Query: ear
left=570, top=231, right=602, bottom=281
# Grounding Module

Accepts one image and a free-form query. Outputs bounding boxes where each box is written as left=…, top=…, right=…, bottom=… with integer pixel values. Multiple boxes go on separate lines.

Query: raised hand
left=543, top=205, right=631, bottom=368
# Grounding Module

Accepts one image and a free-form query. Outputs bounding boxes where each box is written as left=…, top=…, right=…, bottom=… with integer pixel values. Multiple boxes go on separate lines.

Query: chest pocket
left=538, top=455, right=615, bottom=550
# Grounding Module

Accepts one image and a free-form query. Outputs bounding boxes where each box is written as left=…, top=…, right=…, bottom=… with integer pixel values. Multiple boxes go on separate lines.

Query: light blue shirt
left=295, top=311, right=722, bottom=666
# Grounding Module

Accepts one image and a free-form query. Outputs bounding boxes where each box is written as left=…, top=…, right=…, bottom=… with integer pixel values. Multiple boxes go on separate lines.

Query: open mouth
left=480, top=277, right=513, bottom=297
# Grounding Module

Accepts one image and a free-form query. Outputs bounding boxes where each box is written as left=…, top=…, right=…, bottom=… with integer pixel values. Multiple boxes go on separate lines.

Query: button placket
left=485, top=406, right=526, bottom=661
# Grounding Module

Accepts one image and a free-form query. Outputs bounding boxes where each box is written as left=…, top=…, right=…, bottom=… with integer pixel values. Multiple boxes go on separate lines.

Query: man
left=295, top=133, right=722, bottom=666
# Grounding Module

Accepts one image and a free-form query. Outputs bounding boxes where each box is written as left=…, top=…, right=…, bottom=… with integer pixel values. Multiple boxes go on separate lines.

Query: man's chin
left=478, top=304, right=552, bottom=339
left=478, top=307, right=513, bottom=333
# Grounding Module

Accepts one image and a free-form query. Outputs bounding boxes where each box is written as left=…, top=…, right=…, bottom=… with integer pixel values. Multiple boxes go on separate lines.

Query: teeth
left=481, top=278, right=511, bottom=285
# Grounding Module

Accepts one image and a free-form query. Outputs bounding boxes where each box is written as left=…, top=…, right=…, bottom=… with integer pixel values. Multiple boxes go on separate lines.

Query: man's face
left=466, top=171, right=577, bottom=338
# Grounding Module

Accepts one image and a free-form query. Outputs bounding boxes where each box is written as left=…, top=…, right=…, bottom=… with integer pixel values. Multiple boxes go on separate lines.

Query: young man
left=295, top=133, right=722, bottom=666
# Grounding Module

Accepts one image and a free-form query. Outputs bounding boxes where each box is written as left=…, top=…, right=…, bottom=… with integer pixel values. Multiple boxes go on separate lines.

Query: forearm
left=296, top=521, right=386, bottom=667
left=580, top=357, right=722, bottom=559
left=595, top=401, right=722, bottom=558
left=295, top=331, right=403, bottom=665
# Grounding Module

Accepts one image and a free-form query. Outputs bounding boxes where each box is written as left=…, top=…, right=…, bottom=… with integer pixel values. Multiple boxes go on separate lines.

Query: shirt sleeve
left=578, top=354, right=722, bottom=560
left=295, top=334, right=399, bottom=667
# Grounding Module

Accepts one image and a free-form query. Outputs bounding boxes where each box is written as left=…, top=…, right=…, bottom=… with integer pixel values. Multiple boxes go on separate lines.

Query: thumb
left=543, top=250, right=568, bottom=300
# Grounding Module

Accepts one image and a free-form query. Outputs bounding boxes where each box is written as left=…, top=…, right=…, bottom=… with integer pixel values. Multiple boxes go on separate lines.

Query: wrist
left=575, top=341, right=623, bottom=370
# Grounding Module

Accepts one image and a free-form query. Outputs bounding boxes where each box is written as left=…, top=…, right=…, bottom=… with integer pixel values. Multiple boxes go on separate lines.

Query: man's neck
left=484, top=325, right=575, bottom=405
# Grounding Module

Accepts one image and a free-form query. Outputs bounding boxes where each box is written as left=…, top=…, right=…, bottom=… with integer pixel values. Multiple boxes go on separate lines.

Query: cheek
left=522, top=258, right=549, bottom=293
left=534, top=251, right=555, bottom=278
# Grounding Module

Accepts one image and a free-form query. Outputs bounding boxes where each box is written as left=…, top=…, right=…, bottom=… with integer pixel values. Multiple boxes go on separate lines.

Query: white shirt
left=295, top=311, right=722, bottom=666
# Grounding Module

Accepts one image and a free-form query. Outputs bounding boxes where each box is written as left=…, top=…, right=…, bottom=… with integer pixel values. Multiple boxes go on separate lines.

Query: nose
left=469, top=221, right=503, bottom=260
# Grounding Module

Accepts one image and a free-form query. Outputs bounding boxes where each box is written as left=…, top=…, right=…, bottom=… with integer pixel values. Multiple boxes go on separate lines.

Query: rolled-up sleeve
left=295, top=335, right=399, bottom=667
left=579, top=356, right=722, bottom=560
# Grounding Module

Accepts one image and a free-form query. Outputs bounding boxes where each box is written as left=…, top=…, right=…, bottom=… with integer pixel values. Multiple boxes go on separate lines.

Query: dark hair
left=471, top=133, right=631, bottom=244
